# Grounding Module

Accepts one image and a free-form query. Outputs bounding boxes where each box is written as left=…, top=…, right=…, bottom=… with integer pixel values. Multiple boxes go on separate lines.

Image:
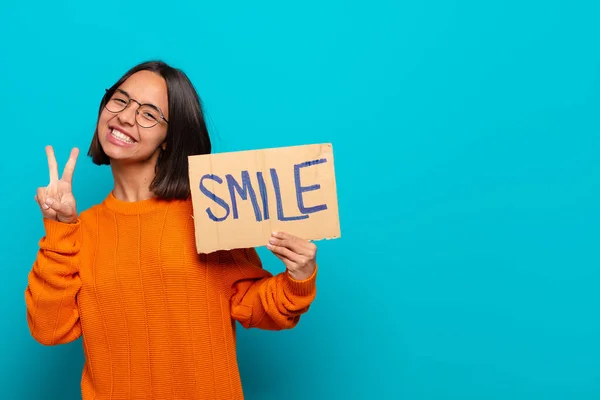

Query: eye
left=143, top=112, right=158, bottom=121
left=111, top=97, right=127, bottom=105
left=139, top=105, right=160, bottom=121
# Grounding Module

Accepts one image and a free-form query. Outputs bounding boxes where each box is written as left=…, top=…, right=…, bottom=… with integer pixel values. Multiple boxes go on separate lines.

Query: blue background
left=1, top=1, right=599, bottom=399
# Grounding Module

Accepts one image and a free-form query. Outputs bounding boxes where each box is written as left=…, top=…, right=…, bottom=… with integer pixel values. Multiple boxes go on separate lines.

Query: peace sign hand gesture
left=34, top=146, right=80, bottom=224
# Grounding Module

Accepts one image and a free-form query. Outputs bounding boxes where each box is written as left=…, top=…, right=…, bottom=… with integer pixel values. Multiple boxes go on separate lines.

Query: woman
left=25, top=60, right=318, bottom=400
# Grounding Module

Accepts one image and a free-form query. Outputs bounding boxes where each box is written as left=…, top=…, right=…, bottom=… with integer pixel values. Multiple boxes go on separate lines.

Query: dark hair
left=88, top=60, right=211, bottom=200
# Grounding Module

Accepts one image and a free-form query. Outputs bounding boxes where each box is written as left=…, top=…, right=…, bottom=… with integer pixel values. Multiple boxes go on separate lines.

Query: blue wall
left=1, top=1, right=599, bottom=399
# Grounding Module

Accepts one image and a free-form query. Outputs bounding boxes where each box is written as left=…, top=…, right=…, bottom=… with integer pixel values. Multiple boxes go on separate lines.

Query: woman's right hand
left=35, top=145, right=80, bottom=224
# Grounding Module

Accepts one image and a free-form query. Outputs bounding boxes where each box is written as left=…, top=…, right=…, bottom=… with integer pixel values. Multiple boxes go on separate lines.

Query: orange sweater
left=25, top=192, right=317, bottom=400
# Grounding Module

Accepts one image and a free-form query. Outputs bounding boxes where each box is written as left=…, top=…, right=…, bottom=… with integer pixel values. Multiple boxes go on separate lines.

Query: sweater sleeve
left=218, top=248, right=317, bottom=330
left=25, top=218, right=82, bottom=346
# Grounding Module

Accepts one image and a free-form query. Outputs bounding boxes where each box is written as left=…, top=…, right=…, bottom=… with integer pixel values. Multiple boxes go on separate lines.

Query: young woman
left=25, top=60, right=318, bottom=400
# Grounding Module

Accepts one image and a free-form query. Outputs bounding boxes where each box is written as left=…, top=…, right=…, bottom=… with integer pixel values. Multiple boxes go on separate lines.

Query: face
left=97, top=70, right=169, bottom=164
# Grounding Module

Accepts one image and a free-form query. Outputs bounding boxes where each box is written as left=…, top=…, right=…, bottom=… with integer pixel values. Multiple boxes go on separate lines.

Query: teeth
left=111, top=129, right=135, bottom=144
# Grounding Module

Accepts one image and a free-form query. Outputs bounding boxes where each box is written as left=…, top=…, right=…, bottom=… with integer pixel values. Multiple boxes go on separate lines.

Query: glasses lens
left=106, top=94, right=128, bottom=113
left=137, top=105, right=161, bottom=128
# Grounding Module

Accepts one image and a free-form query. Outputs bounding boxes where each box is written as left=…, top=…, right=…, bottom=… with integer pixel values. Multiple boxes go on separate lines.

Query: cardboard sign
left=188, top=143, right=341, bottom=253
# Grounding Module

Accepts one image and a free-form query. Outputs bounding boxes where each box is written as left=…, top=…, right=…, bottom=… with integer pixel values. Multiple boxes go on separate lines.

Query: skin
left=99, top=70, right=170, bottom=202
left=34, top=71, right=317, bottom=280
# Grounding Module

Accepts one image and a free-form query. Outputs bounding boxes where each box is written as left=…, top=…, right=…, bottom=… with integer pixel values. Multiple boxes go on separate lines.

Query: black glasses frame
left=104, top=89, right=169, bottom=128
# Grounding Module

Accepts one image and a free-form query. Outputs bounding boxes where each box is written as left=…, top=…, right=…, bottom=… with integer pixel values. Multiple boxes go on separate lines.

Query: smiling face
left=97, top=70, right=169, bottom=164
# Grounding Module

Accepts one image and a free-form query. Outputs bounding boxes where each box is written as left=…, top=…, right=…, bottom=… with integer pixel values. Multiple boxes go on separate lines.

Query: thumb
left=45, top=198, right=76, bottom=222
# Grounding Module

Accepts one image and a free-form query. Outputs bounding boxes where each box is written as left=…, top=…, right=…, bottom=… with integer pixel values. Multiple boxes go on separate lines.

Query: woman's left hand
left=267, top=231, right=317, bottom=281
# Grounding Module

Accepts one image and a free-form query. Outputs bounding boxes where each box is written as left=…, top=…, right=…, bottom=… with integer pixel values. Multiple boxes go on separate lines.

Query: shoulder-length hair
left=88, top=60, right=212, bottom=200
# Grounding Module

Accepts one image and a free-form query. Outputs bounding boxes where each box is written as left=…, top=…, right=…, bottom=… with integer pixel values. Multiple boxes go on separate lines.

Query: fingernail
left=42, top=204, right=49, bottom=210
left=45, top=198, right=54, bottom=206
left=272, top=231, right=278, bottom=236
left=269, top=237, right=276, bottom=244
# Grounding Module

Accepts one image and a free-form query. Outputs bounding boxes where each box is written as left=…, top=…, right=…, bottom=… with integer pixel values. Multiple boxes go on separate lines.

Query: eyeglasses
left=104, top=89, right=169, bottom=128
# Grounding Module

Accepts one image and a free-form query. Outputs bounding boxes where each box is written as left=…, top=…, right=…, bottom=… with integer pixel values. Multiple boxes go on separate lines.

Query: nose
left=117, top=100, right=139, bottom=126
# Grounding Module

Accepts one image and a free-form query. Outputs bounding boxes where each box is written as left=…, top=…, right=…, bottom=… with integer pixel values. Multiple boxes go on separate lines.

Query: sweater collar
left=102, top=191, right=171, bottom=215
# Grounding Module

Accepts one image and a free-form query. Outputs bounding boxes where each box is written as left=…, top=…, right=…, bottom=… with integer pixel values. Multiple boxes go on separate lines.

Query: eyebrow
left=114, top=88, right=163, bottom=113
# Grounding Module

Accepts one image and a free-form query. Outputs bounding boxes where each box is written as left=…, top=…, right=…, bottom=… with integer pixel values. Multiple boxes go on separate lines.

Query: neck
left=110, top=160, right=157, bottom=202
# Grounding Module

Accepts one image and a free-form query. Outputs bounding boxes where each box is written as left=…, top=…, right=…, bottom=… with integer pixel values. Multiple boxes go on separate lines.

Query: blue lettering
left=199, top=174, right=230, bottom=222
left=294, top=158, right=328, bottom=214
left=270, top=168, right=308, bottom=221
left=226, top=171, right=263, bottom=221
left=256, top=171, right=270, bottom=220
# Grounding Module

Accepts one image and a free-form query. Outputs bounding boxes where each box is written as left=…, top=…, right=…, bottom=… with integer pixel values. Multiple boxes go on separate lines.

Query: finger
left=36, top=187, right=50, bottom=210
left=266, top=241, right=302, bottom=265
left=46, top=145, right=59, bottom=182
left=46, top=198, right=73, bottom=218
left=36, top=188, right=56, bottom=219
left=271, top=231, right=317, bottom=257
left=268, top=247, right=297, bottom=268
left=34, top=193, right=45, bottom=208
left=270, top=251, right=293, bottom=267
left=61, top=148, right=79, bottom=184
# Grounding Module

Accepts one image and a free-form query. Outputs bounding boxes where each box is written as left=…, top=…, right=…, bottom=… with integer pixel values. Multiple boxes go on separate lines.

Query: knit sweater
left=25, top=192, right=317, bottom=400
